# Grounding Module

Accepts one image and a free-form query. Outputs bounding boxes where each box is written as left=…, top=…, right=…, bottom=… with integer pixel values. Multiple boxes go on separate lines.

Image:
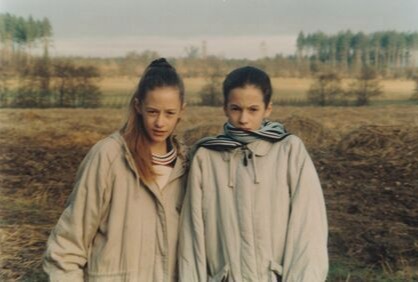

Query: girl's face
left=136, top=86, right=184, bottom=152
left=224, top=85, right=272, bottom=131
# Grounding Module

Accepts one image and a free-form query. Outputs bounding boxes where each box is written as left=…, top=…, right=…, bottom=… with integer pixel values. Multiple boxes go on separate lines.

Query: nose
left=239, top=111, right=249, bottom=125
left=155, top=113, right=165, bottom=128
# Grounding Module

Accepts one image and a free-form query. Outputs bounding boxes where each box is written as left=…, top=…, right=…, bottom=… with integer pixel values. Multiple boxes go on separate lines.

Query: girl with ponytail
left=44, top=58, right=188, bottom=281
left=179, top=66, right=328, bottom=281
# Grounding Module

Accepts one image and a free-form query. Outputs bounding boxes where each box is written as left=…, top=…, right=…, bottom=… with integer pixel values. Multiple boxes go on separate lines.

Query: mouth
left=153, top=130, right=167, bottom=136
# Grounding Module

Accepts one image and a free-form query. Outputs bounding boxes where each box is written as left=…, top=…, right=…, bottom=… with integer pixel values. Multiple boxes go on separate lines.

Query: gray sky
left=1, top=0, right=417, bottom=58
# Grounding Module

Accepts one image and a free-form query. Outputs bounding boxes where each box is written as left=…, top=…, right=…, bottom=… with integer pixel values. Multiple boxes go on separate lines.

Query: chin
left=153, top=136, right=167, bottom=143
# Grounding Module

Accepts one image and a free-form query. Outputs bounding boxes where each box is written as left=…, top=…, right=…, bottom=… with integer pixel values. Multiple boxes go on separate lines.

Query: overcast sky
left=1, top=0, right=417, bottom=59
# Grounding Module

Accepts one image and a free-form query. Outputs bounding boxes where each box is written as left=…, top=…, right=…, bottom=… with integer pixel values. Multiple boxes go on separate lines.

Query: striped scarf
left=152, top=146, right=177, bottom=166
left=197, top=120, right=290, bottom=151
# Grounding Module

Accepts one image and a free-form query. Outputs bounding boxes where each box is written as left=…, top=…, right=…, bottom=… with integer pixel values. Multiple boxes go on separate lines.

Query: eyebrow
left=145, top=107, right=178, bottom=111
left=229, top=104, right=260, bottom=108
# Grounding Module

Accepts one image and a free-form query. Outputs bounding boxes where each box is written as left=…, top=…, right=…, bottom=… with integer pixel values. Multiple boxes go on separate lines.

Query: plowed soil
left=0, top=106, right=417, bottom=281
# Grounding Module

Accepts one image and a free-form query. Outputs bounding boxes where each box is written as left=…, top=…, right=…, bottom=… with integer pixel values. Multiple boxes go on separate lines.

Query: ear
left=177, top=103, right=186, bottom=122
left=134, top=98, right=142, bottom=114
left=264, top=102, right=273, bottom=118
left=180, top=102, right=187, bottom=114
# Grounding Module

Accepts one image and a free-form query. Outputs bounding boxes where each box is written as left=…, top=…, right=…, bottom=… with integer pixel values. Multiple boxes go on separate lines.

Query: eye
left=249, top=108, right=259, bottom=112
left=167, top=111, right=177, bottom=116
left=147, top=110, right=158, bottom=115
left=230, top=106, right=241, bottom=112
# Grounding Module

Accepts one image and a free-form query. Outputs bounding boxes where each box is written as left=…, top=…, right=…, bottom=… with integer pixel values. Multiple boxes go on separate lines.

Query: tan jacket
left=179, top=135, right=328, bottom=282
left=43, top=132, right=188, bottom=282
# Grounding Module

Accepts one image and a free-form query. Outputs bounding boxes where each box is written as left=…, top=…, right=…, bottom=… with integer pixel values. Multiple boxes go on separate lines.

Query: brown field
left=5, top=76, right=415, bottom=106
left=97, top=77, right=416, bottom=105
left=0, top=105, right=418, bottom=280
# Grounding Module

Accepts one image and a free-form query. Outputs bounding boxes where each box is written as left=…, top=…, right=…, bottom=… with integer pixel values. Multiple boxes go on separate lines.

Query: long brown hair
left=121, top=58, right=185, bottom=184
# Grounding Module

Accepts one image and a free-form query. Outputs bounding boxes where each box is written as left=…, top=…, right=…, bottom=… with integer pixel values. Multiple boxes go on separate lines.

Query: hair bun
left=149, top=58, right=173, bottom=69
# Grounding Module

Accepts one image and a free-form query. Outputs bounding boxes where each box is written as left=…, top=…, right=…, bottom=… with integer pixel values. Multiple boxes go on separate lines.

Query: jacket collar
left=219, top=139, right=273, bottom=188
left=221, top=139, right=273, bottom=160
left=113, top=131, right=187, bottom=203
left=246, top=139, right=273, bottom=156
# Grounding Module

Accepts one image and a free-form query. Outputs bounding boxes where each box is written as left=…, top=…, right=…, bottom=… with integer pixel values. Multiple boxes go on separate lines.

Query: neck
left=150, top=141, right=167, bottom=155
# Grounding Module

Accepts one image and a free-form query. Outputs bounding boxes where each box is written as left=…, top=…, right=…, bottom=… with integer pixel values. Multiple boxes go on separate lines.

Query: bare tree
left=199, top=61, right=223, bottom=106
left=307, top=71, right=344, bottom=106
left=184, top=45, right=200, bottom=59
left=0, top=67, right=11, bottom=107
left=53, top=61, right=102, bottom=107
left=12, top=57, right=52, bottom=107
left=74, top=66, right=101, bottom=107
left=410, top=75, right=418, bottom=103
left=347, top=66, right=383, bottom=106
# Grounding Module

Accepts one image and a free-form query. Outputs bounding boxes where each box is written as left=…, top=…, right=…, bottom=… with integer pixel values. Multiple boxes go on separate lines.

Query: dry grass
left=98, top=76, right=138, bottom=93
left=5, top=76, right=415, bottom=108
left=3, top=105, right=417, bottom=149
left=272, top=77, right=312, bottom=100
left=1, top=105, right=418, bottom=280
left=1, top=224, right=52, bottom=280
left=337, top=125, right=418, bottom=159
left=379, top=79, right=416, bottom=100
left=341, top=79, right=415, bottom=100
left=97, top=76, right=415, bottom=103
left=5, top=76, right=416, bottom=101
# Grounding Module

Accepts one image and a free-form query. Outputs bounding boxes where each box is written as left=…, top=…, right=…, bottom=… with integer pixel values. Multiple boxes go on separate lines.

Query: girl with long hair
left=179, top=66, right=328, bottom=281
left=44, top=58, right=187, bottom=281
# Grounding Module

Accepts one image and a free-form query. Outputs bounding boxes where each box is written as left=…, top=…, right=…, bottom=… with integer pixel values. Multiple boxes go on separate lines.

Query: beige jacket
left=43, top=132, right=188, bottom=282
left=179, top=135, right=328, bottom=282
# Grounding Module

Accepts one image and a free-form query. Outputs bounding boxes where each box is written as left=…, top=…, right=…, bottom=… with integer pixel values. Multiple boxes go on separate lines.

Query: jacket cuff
left=47, top=270, right=84, bottom=282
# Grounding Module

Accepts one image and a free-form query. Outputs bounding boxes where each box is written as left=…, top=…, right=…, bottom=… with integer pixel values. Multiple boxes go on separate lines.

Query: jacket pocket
left=269, top=261, right=283, bottom=282
left=208, top=264, right=229, bottom=282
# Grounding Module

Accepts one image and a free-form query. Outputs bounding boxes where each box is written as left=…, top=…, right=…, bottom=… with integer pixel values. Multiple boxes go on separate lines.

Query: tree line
left=0, top=13, right=53, bottom=70
left=0, top=13, right=52, bottom=48
left=297, top=31, right=418, bottom=75
left=1, top=13, right=418, bottom=107
left=0, top=13, right=102, bottom=108
left=1, top=13, right=417, bottom=80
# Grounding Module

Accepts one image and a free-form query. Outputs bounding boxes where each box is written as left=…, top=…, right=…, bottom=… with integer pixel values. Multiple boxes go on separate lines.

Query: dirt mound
left=337, top=125, right=418, bottom=161
left=315, top=124, right=418, bottom=275
left=182, top=123, right=222, bottom=146
left=318, top=150, right=418, bottom=275
left=281, top=115, right=338, bottom=150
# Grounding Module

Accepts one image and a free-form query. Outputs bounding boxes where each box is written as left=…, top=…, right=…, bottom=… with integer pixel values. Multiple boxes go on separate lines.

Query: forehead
left=143, top=87, right=182, bottom=108
left=227, top=85, right=264, bottom=105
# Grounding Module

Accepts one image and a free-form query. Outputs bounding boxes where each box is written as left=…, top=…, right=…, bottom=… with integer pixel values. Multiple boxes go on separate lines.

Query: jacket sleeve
left=282, top=138, right=328, bottom=282
left=178, top=151, right=207, bottom=281
left=43, top=143, right=111, bottom=282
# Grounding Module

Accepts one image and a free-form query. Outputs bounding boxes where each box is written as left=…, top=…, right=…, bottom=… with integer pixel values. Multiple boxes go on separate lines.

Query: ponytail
left=121, top=58, right=184, bottom=184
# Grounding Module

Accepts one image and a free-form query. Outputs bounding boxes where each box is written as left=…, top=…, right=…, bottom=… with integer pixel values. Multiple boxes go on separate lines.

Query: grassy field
left=98, top=76, right=416, bottom=106
left=0, top=105, right=417, bottom=281
left=3, top=76, right=415, bottom=107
